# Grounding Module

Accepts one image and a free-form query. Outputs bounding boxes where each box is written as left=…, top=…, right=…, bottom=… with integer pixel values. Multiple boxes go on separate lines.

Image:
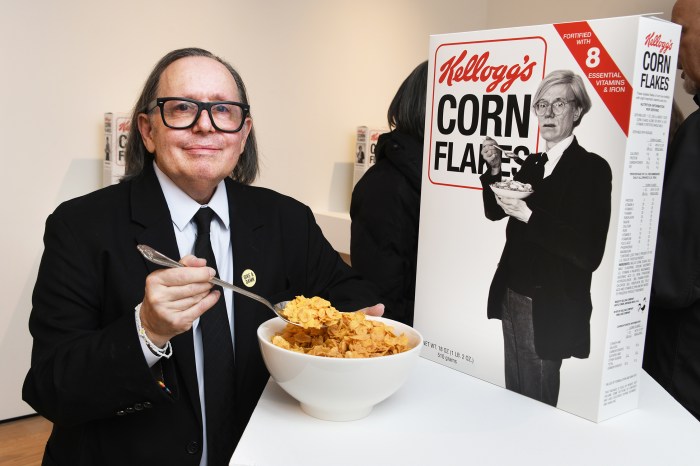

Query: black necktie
left=531, top=152, right=548, bottom=183
left=193, top=207, right=236, bottom=465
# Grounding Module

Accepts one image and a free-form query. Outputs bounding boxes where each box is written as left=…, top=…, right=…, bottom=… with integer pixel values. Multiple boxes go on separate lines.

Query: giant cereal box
left=414, top=15, right=680, bottom=422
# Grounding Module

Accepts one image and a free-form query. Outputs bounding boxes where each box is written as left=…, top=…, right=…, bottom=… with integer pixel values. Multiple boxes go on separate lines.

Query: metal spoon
left=493, top=144, right=522, bottom=159
left=137, top=244, right=301, bottom=327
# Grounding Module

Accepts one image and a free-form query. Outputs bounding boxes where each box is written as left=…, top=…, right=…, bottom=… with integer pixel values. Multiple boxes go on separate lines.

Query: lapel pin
left=241, top=269, right=257, bottom=287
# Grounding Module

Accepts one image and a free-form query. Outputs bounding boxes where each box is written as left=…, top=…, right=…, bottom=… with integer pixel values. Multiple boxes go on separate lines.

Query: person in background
left=643, top=0, right=700, bottom=422
left=23, top=47, right=382, bottom=466
left=350, top=60, right=428, bottom=326
left=480, top=70, right=612, bottom=407
left=667, top=99, right=685, bottom=149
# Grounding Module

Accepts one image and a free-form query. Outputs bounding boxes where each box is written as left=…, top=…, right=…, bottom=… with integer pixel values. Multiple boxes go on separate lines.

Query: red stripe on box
left=553, top=21, right=632, bottom=135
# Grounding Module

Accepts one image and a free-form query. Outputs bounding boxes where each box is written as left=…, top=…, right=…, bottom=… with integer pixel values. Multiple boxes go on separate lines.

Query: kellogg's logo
left=438, top=50, right=537, bottom=92
left=118, top=120, right=131, bottom=132
left=644, top=32, right=673, bottom=54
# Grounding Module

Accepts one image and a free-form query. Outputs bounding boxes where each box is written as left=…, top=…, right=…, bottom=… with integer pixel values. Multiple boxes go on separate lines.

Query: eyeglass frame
left=146, top=97, right=250, bottom=133
left=532, top=99, right=576, bottom=116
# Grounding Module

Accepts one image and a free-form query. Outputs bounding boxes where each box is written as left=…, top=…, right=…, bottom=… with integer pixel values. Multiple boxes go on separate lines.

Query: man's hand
left=139, top=255, right=220, bottom=347
left=495, top=195, right=532, bottom=223
left=482, top=137, right=502, bottom=175
left=360, top=303, right=385, bottom=317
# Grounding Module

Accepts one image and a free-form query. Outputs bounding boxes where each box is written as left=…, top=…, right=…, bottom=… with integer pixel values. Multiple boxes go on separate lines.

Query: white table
left=231, top=357, right=700, bottom=466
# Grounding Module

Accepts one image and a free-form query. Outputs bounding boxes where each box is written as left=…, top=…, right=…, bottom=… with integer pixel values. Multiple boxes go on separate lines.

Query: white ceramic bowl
left=257, top=316, right=423, bottom=421
left=490, top=185, right=533, bottom=199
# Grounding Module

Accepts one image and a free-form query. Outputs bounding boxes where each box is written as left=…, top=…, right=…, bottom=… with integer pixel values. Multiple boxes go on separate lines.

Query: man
left=643, top=0, right=700, bottom=422
left=23, top=48, right=382, bottom=465
left=480, top=70, right=612, bottom=407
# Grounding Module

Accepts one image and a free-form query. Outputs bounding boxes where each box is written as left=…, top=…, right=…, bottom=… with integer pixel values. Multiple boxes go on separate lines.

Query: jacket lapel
left=226, top=180, right=269, bottom=384
left=550, top=137, right=578, bottom=171
left=547, top=138, right=580, bottom=189
left=130, top=160, right=202, bottom=423
left=131, top=161, right=181, bottom=265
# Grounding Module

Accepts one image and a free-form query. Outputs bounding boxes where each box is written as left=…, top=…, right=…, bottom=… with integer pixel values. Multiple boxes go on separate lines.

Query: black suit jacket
left=643, top=96, right=700, bottom=420
left=23, top=160, right=377, bottom=466
left=350, top=130, right=423, bottom=326
left=480, top=137, right=612, bottom=359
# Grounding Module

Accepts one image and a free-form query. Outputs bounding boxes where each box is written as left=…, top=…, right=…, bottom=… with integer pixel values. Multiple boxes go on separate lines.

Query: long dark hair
left=123, top=47, right=259, bottom=184
left=387, top=60, right=428, bottom=141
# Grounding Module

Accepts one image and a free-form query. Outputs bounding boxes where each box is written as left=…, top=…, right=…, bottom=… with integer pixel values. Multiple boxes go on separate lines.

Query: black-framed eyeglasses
left=146, top=97, right=250, bottom=133
left=533, top=99, right=575, bottom=116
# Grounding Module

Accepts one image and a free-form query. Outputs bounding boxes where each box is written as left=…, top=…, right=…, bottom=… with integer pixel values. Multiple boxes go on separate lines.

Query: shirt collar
left=542, top=134, right=574, bottom=164
left=153, top=161, right=230, bottom=232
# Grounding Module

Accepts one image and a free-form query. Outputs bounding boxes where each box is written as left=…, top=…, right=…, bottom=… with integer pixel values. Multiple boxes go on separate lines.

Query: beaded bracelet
left=134, top=304, right=173, bottom=359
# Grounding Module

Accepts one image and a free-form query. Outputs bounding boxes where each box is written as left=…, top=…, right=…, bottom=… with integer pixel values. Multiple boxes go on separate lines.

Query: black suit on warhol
left=480, top=137, right=612, bottom=360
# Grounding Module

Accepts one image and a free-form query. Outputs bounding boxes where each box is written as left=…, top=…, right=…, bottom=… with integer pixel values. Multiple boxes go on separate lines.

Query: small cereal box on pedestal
left=103, top=112, right=131, bottom=187
left=352, top=126, right=386, bottom=187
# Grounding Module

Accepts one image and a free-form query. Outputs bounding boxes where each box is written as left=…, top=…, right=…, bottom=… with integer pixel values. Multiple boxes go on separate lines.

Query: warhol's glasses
left=147, top=97, right=250, bottom=133
left=533, top=99, right=575, bottom=116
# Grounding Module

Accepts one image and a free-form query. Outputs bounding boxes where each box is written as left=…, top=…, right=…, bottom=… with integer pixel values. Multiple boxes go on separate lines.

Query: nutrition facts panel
left=603, top=86, right=672, bottom=411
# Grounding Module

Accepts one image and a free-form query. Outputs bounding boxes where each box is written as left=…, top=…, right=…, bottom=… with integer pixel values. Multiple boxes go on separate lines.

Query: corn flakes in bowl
left=257, top=312, right=423, bottom=421
left=490, top=180, right=534, bottom=199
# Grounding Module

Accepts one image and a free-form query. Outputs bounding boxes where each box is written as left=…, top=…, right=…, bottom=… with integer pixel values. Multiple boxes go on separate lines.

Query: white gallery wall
left=0, top=0, right=486, bottom=421
left=0, top=0, right=680, bottom=421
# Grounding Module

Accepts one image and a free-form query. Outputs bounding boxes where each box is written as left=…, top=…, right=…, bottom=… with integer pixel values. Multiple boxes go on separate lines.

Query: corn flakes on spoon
left=277, top=295, right=344, bottom=329
left=137, top=244, right=301, bottom=326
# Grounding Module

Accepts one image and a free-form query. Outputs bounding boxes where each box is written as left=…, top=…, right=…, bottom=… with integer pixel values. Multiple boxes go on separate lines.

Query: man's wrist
left=135, top=303, right=172, bottom=359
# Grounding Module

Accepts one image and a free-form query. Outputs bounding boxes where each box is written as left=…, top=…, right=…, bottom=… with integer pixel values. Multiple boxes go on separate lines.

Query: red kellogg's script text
left=439, top=50, right=537, bottom=92
left=644, top=32, right=673, bottom=54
